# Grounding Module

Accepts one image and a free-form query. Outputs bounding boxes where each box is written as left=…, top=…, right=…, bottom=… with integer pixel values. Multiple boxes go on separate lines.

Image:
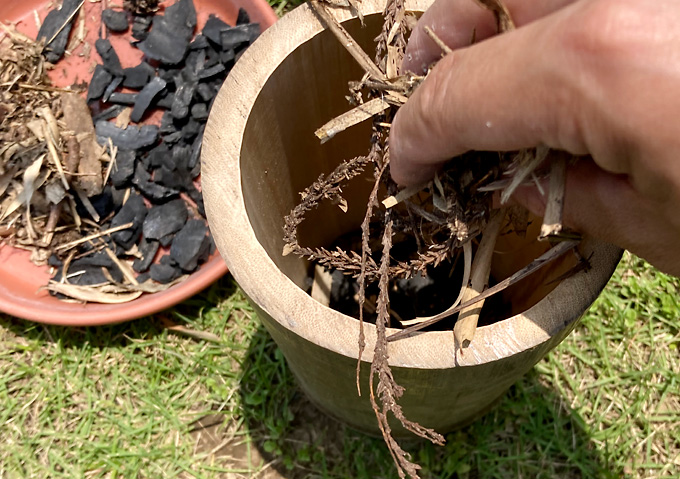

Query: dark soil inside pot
left=307, top=227, right=514, bottom=332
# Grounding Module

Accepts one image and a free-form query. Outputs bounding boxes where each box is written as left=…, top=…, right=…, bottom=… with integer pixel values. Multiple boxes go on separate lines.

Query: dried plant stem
left=453, top=208, right=506, bottom=350
left=54, top=222, right=134, bottom=252
left=315, top=98, right=390, bottom=143
left=400, top=240, right=472, bottom=326
left=42, top=121, right=70, bottom=190
left=539, top=152, right=568, bottom=240
left=387, top=239, right=580, bottom=342
left=309, top=0, right=386, bottom=81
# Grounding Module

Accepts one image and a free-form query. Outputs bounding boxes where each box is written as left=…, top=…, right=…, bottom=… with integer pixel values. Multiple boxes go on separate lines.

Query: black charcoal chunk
left=202, top=15, right=231, bottom=46
left=123, top=61, right=156, bottom=89
left=171, top=144, right=191, bottom=170
left=236, top=8, right=250, bottom=25
left=56, top=263, right=123, bottom=286
left=219, top=48, right=236, bottom=65
left=220, top=24, right=259, bottom=50
left=143, top=199, right=188, bottom=240
left=110, top=193, right=147, bottom=249
left=196, top=83, right=215, bottom=103
left=188, top=133, right=203, bottom=170
left=102, top=76, right=124, bottom=102
left=110, top=149, right=136, bottom=187
left=150, top=262, right=181, bottom=283
left=72, top=251, right=115, bottom=268
left=136, top=272, right=150, bottom=283
left=189, top=34, right=210, bottom=50
left=145, top=143, right=170, bottom=169
left=96, top=121, right=159, bottom=150
left=131, top=77, right=167, bottom=123
left=132, top=238, right=160, bottom=273
left=162, top=131, right=182, bottom=144
left=160, top=111, right=176, bottom=134
left=131, top=15, right=152, bottom=40
left=158, top=67, right=181, bottom=84
left=37, top=0, right=80, bottom=63
left=95, top=38, right=125, bottom=76
left=155, top=92, right=174, bottom=110
left=185, top=49, right=206, bottom=77
left=110, top=185, right=127, bottom=208
left=108, top=92, right=138, bottom=105
left=170, top=219, right=208, bottom=271
left=102, top=9, right=129, bottom=32
left=187, top=185, right=205, bottom=217
left=88, top=189, right=115, bottom=218
left=133, top=174, right=181, bottom=202
left=138, top=0, right=197, bottom=65
left=92, top=105, right=125, bottom=123
left=197, top=63, right=225, bottom=80
left=87, top=65, right=114, bottom=102
left=191, top=103, right=208, bottom=121
left=154, top=165, right=189, bottom=191
left=48, top=254, right=63, bottom=267
left=171, top=78, right=197, bottom=119
left=182, top=120, right=202, bottom=142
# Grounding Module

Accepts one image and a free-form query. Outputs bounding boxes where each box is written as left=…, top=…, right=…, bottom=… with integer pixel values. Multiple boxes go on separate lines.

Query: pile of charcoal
left=38, top=0, right=260, bottom=290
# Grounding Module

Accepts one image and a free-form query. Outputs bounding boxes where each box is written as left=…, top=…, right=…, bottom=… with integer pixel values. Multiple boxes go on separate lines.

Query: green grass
left=2, top=252, right=679, bottom=478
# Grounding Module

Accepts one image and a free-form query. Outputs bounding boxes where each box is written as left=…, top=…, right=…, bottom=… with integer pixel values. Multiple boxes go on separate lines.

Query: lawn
left=2, top=0, right=680, bottom=477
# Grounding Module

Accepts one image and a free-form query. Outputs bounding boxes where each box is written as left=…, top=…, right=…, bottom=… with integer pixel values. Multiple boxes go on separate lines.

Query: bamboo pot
left=202, top=0, right=622, bottom=435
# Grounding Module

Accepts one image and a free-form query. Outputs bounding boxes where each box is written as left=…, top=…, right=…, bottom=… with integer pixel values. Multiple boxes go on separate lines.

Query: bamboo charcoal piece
left=137, top=0, right=196, bottom=64
left=123, top=62, right=156, bottom=89
left=37, top=0, right=82, bottom=63
left=88, top=65, right=114, bottom=101
left=110, top=150, right=136, bottom=187
left=110, top=193, right=147, bottom=249
left=202, top=15, right=231, bottom=45
left=95, top=121, right=159, bottom=149
left=95, top=38, right=125, bottom=76
left=142, top=199, right=188, bottom=241
left=102, top=9, right=130, bottom=32
left=133, top=238, right=160, bottom=273
left=150, top=261, right=182, bottom=283
left=170, top=219, right=209, bottom=271
left=131, top=15, right=152, bottom=40
left=131, top=77, right=167, bottom=122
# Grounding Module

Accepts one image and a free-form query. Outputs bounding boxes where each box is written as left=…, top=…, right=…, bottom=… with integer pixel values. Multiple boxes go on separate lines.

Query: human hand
left=389, top=0, right=680, bottom=276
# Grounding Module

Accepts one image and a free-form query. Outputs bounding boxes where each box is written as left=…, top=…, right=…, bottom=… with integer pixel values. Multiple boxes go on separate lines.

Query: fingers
left=390, top=5, right=589, bottom=186
left=513, top=159, right=680, bottom=276
left=403, top=0, right=576, bottom=74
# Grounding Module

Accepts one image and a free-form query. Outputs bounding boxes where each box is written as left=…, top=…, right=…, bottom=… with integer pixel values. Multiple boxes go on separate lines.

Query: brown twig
left=539, top=152, right=568, bottom=240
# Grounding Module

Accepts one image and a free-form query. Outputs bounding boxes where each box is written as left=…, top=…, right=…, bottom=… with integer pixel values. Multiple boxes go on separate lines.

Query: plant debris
left=282, top=0, right=585, bottom=477
left=1, top=0, right=260, bottom=303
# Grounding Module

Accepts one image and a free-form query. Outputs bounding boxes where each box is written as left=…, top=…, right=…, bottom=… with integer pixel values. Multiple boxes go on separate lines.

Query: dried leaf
left=46, top=282, right=144, bottom=303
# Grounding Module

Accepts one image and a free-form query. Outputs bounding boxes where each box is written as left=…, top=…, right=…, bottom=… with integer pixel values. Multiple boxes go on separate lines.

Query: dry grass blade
left=500, top=146, right=549, bottom=204
left=423, top=26, right=452, bottom=55
left=315, top=98, right=390, bottom=143
left=453, top=208, right=506, bottom=350
left=387, top=239, right=580, bottom=342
